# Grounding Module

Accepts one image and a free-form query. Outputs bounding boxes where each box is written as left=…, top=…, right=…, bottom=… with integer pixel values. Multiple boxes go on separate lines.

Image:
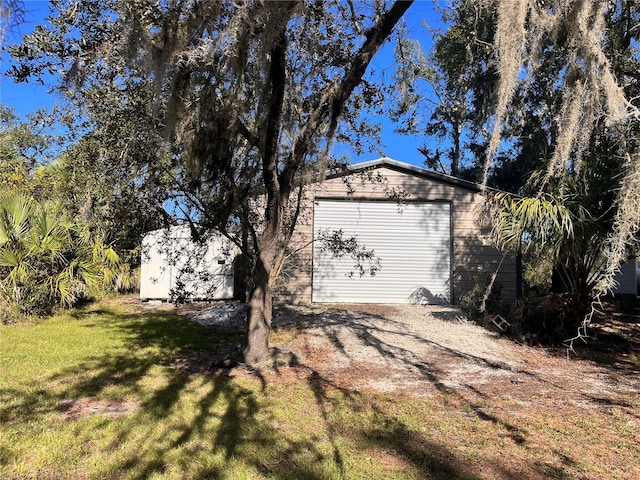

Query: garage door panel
left=312, top=200, right=451, bottom=304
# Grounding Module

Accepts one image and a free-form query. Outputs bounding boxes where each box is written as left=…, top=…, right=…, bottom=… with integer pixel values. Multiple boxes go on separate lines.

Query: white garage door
left=312, top=200, right=451, bottom=304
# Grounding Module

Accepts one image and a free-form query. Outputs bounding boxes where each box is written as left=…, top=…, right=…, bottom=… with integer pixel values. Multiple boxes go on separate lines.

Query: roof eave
left=326, top=157, right=503, bottom=193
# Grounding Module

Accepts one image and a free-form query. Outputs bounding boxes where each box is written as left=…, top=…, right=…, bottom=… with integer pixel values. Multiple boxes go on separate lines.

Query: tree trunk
left=243, top=184, right=286, bottom=363
left=452, top=117, right=461, bottom=177
left=242, top=21, right=289, bottom=365
left=242, top=0, right=414, bottom=366
left=243, top=239, right=276, bottom=365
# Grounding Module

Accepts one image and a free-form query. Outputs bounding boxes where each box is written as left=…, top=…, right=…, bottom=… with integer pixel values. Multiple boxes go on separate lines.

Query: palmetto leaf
left=35, top=209, right=54, bottom=239
left=0, top=221, right=8, bottom=245
left=0, top=246, right=22, bottom=268
left=54, top=274, right=75, bottom=307
left=5, top=263, right=29, bottom=289
left=101, top=247, right=120, bottom=266
left=0, top=193, right=34, bottom=245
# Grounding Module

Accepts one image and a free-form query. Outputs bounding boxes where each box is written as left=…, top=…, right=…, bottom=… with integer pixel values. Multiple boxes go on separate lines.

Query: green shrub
left=0, top=192, right=121, bottom=315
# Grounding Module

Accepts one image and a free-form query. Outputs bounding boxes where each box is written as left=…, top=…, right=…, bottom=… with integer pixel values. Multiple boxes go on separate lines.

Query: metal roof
left=333, top=157, right=500, bottom=193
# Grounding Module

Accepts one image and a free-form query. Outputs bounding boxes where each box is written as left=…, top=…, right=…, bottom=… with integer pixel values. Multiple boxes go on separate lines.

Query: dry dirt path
left=264, top=303, right=640, bottom=409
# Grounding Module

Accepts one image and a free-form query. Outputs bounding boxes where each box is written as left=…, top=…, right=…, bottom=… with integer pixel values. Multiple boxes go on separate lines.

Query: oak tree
left=10, top=0, right=414, bottom=363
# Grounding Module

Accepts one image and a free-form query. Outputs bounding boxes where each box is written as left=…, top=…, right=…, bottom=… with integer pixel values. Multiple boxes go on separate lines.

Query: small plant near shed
left=462, top=275, right=508, bottom=323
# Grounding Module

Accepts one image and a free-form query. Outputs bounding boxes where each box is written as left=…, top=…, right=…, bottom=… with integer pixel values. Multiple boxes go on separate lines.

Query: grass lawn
left=1, top=296, right=638, bottom=479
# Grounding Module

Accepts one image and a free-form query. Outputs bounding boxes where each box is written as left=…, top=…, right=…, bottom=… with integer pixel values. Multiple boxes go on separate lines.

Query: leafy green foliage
left=0, top=106, right=48, bottom=195
left=8, top=0, right=414, bottom=362
left=33, top=137, right=166, bottom=254
left=490, top=156, right=624, bottom=336
left=392, top=1, right=498, bottom=179
left=481, top=0, right=640, bottom=307
left=0, top=192, right=120, bottom=317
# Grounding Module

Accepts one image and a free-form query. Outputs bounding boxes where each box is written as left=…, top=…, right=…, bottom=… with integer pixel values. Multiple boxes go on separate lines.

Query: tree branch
left=271, top=181, right=305, bottom=285
left=280, top=0, right=414, bottom=189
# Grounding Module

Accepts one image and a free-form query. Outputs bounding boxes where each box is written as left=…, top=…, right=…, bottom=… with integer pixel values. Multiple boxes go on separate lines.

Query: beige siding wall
left=275, top=166, right=519, bottom=306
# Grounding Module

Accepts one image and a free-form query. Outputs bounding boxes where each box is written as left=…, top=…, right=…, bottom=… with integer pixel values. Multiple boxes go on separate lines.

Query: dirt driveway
left=260, top=303, right=640, bottom=409
left=184, top=300, right=640, bottom=407
left=175, top=300, right=640, bottom=478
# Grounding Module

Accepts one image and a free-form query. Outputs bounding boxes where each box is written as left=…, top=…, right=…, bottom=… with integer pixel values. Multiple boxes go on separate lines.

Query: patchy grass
left=1, top=296, right=638, bottom=479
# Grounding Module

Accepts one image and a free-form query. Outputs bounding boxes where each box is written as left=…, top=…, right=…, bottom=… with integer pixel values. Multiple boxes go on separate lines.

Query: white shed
left=139, top=226, right=236, bottom=300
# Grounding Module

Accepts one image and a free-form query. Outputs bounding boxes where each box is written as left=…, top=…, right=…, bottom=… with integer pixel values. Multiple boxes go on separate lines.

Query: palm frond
left=0, top=193, right=34, bottom=241
left=492, top=192, right=574, bottom=254
left=0, top=246, right=23, bottom=268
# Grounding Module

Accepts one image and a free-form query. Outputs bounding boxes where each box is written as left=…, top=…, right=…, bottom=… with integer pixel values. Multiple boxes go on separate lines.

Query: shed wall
left=276, top=165, right=518, bottom=305
left=140, top=227, right=236, bottom=300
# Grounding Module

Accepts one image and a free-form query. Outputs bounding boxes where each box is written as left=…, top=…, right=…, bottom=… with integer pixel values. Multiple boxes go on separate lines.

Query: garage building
left=278, top=158, right=519, bottom=305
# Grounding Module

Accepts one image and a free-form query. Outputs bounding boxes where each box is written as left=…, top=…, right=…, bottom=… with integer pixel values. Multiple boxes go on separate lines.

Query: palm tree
left=490, top=158, right=623, bottom=337
left=0, top=193, right=120, bottom=314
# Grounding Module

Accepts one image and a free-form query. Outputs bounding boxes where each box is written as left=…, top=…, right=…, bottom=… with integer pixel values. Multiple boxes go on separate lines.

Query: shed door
left=312, top=200, right=451, bottom=304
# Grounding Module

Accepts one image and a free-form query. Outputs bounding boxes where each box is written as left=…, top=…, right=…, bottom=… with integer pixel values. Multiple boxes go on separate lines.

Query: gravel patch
left=268, top=303, right=640, bottom=401
left=191, top=303, right=248, bottom=327
left=179, top=301, right=640, bottom=403
left=274, top=304, right=521, bottom=395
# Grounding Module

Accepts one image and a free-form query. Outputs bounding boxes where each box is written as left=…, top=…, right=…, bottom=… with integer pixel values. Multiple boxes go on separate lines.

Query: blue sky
left=1, top=1, right=52, bottom=111
left=1, top=0, right=445, bottom=168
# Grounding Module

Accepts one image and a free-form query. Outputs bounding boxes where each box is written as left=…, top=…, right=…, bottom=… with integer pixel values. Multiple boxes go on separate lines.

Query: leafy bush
left=0, top=192, right=121, bottom=315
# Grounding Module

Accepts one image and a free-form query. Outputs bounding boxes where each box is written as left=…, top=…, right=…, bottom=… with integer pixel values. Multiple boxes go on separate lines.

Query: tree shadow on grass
left=2, top=306, right=311, bottom=478
left=1, top=307, right=238, bottom=422
left=303, top=367, right=481, bottom=480
left=2, top=303, right=482, bottom=479
left=11, top=301, right=615, bottom=479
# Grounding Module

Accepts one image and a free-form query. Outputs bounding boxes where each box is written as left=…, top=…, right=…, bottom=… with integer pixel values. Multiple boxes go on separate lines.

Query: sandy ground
left=186, top=301, right=640, bottom=405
